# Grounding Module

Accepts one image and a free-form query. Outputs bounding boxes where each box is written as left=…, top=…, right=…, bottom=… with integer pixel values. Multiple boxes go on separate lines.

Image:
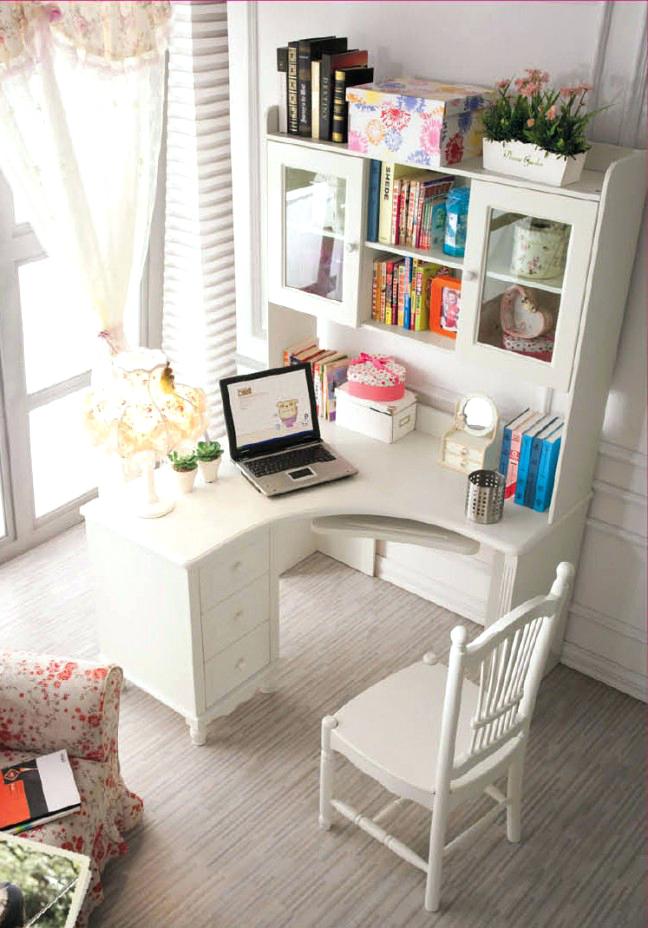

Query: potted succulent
left=168, top=450, right=198, bottom=494
left=196, top=440, right=223, bottom=483
left=482, top=70, right=604, bottom=186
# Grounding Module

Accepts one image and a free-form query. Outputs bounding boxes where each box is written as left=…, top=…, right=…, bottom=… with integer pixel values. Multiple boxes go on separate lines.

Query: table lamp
left=84, top=348, right=207, bottom=518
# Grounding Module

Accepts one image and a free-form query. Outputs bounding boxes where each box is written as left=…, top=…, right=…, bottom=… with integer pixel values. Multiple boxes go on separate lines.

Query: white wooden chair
left=319, top=562, right=574, bottom=912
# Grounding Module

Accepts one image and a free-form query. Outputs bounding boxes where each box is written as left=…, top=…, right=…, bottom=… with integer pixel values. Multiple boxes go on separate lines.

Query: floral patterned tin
left=346, top=78, right=493, bottom=168
left=510, top=219, right=569, bottom=280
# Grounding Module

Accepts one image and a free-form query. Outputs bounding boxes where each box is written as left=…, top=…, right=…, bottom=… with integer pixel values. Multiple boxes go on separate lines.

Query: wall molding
left=584, top=515, right=646, bottom=552
left=568, top=601, right=646, bottom=645
left=598, top=440, right=647, bottom=469
left=561, top=641, right=645, bottom=703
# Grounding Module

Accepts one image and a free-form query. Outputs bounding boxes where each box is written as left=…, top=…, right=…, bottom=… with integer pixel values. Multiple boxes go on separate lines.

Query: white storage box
left=335, top=383, right=417, bottom=443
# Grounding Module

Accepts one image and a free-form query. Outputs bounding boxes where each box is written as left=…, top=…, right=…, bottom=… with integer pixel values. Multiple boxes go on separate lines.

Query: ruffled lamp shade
left=85, top=348, right=207, bottom=517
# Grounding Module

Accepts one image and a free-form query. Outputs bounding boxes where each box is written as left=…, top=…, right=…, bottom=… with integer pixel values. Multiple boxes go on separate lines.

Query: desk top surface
left=81, top=423, right=558, bottom=567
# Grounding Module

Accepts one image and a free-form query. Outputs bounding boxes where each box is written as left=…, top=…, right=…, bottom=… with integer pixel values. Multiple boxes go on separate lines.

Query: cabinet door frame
left=267, top=140, right=366, bottom=326
left=457, top=180, right=598, bottom=391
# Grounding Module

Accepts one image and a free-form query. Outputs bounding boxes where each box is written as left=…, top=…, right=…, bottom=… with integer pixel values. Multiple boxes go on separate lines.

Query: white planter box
left=482, top=139, right=586, bottom=187
left=336, top=383, right=417, bottom=444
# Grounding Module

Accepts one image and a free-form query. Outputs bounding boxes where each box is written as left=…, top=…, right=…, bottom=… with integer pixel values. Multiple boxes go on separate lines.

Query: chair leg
left=319, top=716, right=338, bottom=830
left=507, top=753, right=524, bottom=843
left=424, top=803, right=448, bottom=912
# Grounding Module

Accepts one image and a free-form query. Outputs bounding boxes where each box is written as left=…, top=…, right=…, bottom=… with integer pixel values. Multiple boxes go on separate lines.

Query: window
left=0, top=173, right=149, bottom=561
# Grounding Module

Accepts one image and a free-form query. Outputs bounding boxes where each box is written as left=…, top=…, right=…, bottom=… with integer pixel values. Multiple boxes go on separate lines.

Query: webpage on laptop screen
left=228, top=369, right=313, bottom=452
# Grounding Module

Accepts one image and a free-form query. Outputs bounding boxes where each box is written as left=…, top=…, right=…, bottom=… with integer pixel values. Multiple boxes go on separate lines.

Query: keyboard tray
left=311, top=515, right=479, bottom=555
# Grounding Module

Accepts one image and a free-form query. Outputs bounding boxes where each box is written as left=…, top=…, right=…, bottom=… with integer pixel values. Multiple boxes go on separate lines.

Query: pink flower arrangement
left=483, top=70, right=606, bottom=158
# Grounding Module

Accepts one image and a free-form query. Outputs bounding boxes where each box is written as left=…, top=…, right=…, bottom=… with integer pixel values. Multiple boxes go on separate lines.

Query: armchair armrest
left=0, top=651, right=123, bottom=762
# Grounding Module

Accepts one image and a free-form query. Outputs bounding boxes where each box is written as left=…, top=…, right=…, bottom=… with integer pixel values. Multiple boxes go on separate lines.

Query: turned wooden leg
left=507, top=752, right=524, bottom=843
left=425, top=802, right=448, bottom=912
left=319, top=715, right=338, bottom=830
left=187, top=718, right=207, bottom=747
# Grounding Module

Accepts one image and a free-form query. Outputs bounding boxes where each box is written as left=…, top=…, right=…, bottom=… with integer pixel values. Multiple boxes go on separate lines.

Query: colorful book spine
left=524, top=417, right=561, bottom=506
left=366, top=159, right=381, bottom=243
left=532, top=426, right=563, bottom=512
left=397, top=263, right=406, bottom=327
left=378, top=163, right=394, bottom=244
left=390, top=178, right=402, bottom=245
left=331, top=66, right=373, bottom=143
left=505, top=411, right=542, bottom=500
left=403, top=257, right=413, bottom=329
left=515, top=415, right=553, bottom=505
left=287, top=42, right=299, bottom=134
left=499, top=408, right=530, bottom=477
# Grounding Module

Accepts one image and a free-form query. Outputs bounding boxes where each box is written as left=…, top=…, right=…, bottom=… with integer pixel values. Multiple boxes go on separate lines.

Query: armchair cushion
left=0, top=651, right=120, bottom=761
left=0, top=652, right=143, bottom=926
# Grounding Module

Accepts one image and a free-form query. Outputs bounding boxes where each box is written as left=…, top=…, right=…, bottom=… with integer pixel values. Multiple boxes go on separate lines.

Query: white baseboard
left=560, top=641, right=646, bottom=702
left=375, top=553, right=487, bottom=625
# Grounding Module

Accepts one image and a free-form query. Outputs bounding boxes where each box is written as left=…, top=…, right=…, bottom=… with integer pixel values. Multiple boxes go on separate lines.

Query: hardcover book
left=297, top=37, right=347, bottom=137
left=319, top=49, right=368, bottom=140
left=505, top=411, right=543, bottom=500
left=0, top=750, right=80, bottom=834
left=332, top=66, right=374, bottom=143
left=514, top=415, right=557, bottom=506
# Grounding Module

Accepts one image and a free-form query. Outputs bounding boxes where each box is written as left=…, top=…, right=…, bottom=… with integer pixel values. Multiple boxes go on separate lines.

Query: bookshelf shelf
left=364, top=240, right=464, bottom=272
left=485, top=265, right=564, bottom=295
left=361, top=319, right=456, bottom=352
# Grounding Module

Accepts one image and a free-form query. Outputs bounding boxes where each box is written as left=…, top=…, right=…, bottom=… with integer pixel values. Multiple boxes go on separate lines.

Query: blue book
left=524, top=416, right=562, bottom=506
left=515, top=415, right=557, bottom=506
left=499, top=408, right=530, bottom=477
left=532, top=424, right=564, bottom=512
left=366, top=160, right=381, bottom=242
left=403, top=257, right=413, bottom=329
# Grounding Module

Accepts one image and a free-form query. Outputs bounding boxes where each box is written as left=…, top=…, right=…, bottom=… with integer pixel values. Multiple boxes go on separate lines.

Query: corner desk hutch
left=81, top=108, right=645, bottom=745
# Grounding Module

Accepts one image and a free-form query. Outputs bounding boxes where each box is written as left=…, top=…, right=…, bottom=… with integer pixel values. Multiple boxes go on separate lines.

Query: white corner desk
left=81, top=420, right=587, bottom=745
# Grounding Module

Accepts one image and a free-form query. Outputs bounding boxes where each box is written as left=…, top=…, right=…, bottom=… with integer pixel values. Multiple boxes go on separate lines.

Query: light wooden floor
left=0, top=525, right=643, bottom=928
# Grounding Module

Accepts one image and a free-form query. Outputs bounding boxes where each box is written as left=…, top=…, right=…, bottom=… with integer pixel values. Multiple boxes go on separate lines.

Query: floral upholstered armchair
left=0, top=652, right=143, bottom=925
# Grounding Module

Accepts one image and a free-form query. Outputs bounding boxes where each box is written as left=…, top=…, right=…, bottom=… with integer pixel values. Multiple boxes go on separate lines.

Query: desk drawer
left=204, top=623, right=270, bottom=705
left=199, top=530, right=269, bottom=610
left=202, top=574, right=269, bottom=662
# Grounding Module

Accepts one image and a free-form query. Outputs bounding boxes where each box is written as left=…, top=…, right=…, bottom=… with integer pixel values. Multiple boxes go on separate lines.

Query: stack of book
left=277, top=37, right=373, bottom=142
left=499, top=410, right=564, bottom=512
left=366, top=162, right=454, bottom=247
left=370, top=258, right=452, bottom=331
left=283, top=338, right=350, bottom=422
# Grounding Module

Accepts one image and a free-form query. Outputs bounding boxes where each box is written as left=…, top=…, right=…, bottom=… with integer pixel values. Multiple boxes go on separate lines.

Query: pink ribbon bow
left=351, top=352, right=391, bottom=371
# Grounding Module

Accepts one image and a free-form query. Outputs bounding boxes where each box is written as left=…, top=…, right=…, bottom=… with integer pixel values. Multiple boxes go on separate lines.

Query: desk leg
left=259, top=662, right=279, bottom=694
left=187, top=717, right=207, bottom=747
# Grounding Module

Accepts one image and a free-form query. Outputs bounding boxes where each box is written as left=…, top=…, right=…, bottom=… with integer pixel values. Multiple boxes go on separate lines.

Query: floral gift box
left=346, top=77, right=493, bottom=168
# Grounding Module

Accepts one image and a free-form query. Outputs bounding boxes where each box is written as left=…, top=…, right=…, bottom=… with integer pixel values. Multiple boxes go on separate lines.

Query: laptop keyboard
left=246, top=445, right=335, bottom=478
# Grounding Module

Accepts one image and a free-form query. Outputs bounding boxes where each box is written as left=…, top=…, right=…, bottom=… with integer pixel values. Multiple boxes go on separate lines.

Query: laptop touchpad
left=288, top=467, right=315, bottom=480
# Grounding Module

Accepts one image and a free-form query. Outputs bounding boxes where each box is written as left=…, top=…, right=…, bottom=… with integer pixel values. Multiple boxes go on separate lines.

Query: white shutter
left=162, top=1, right=236, bottom=435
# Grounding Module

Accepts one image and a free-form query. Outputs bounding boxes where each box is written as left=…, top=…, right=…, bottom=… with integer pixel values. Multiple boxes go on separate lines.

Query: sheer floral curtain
left=0, top=1, right=171, bottom=357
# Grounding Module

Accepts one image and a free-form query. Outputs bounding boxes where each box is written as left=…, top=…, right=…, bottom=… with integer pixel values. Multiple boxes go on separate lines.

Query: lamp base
left=134, top=497, right=175, bottom=519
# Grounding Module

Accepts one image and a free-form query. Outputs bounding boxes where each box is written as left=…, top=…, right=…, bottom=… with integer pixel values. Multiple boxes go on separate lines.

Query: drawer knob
left=231, top=560, right=242, bottom=572
left=233, top=609, right=243, bottom=621
left=236, top=657, right=246, bottom=672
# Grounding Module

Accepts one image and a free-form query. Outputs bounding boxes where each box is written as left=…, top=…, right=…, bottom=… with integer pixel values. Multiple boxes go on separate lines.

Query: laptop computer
left=220, top=363, right=358, bottom=497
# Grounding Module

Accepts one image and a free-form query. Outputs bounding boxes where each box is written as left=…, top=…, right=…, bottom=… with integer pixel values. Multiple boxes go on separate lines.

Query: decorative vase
left=482, top=139, right=586, bottom=187
left=174, top=468, right=197, bottom=494
left=198, top=458, right=221, bottom=483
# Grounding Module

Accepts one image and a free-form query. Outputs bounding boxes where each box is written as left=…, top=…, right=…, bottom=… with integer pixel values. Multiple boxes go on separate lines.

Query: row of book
left=282, top=337, right=349, bottom=421
left=371, top=258, right=451, bottom=331
left=501, top=410, right=564, bottom=513
left=367, top=161, right=454, bottom=248
left=277, top=36, right=373, bottom=142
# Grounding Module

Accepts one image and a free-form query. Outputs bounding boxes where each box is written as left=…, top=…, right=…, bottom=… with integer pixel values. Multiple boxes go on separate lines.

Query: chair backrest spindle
left=434, top=563, right=574, bottom=792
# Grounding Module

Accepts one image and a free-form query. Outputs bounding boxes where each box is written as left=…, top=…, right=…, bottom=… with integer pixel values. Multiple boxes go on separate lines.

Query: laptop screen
left=221, top=364, right=320, bottom=460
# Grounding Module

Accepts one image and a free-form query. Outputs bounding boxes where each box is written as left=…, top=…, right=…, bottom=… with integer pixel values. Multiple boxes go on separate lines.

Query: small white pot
left=482, top=139, right=586, bottom=187
left=174, top=467, right=197, bottom=495
left=198, top=457, right=221, bottom=483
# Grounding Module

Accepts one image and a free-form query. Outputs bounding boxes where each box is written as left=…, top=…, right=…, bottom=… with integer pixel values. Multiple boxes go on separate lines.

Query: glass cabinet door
left=267, top=141, right=365, bottom=326
left=458, top=181, right=598, bottom=391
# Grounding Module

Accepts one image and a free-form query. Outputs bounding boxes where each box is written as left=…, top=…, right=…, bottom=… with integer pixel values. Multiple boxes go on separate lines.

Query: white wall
left=228, top=1, right=647, bottom=699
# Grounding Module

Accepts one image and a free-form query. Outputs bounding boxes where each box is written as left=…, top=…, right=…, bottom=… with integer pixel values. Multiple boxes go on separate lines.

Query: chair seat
left=331, top=661, right=483, bottom=807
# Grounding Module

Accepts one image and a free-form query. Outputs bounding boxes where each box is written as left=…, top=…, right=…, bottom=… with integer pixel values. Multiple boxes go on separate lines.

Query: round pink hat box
left=347, top=353, right=406, bottom=402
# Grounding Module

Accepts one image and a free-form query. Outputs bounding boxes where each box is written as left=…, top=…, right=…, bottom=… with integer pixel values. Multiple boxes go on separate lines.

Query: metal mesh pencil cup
left=465, top=470, right=505, bottom=524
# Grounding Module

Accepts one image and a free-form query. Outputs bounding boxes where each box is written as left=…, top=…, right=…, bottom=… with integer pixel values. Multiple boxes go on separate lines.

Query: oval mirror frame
left=460, top=394, right=497, bottom=437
